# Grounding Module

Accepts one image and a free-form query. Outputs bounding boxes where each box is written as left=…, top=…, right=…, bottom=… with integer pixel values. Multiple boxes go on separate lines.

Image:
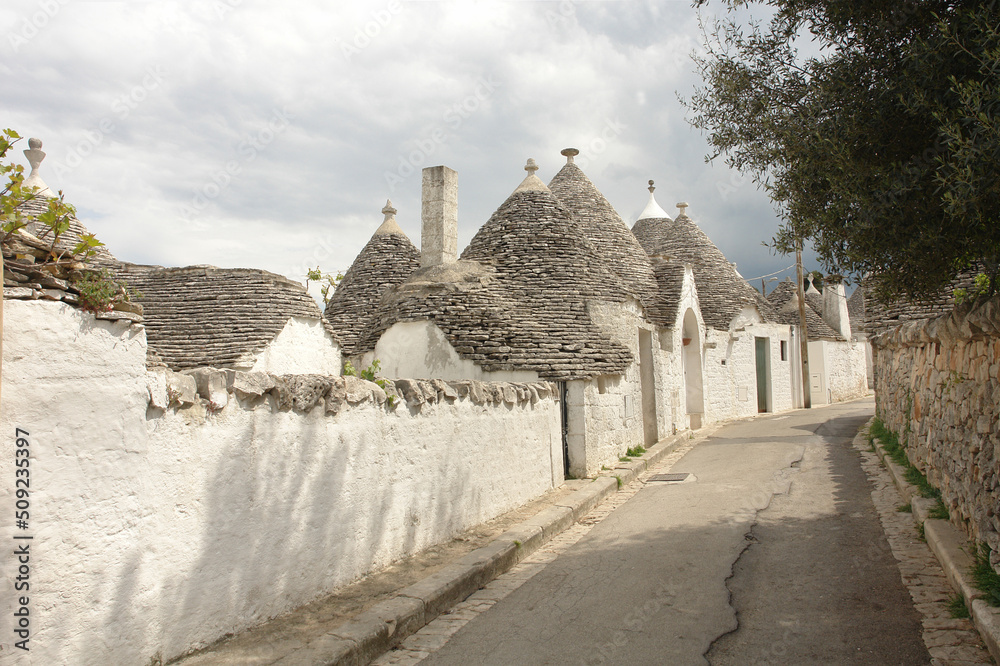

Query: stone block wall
left=873, top=296, right=1000, bottom=562
left=0, top=300, right=563, bottom=665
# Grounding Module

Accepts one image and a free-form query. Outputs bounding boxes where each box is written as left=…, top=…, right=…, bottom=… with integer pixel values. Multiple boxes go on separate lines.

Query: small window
left=780, top=340, right=788, bottom=361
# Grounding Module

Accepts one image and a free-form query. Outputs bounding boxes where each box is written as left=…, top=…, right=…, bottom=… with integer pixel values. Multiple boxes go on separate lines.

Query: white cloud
left=4, top=0, right=809, bottom=294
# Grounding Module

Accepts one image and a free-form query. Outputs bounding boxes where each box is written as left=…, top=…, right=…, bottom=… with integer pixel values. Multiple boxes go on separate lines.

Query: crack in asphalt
left=703, top=450, right=804, bottom=664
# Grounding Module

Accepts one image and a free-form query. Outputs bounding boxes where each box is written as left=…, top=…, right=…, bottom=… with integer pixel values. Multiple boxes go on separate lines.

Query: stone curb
left=862, top=421, right=1000, bottom=663
left=284, top=430, right=694, bottom=666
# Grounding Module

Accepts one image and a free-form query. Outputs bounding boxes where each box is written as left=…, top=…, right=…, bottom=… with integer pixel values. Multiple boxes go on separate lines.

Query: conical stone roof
left=547, top=152, right=666, bottom=324
left=631, top=210, right=778, bottom=330
left=454, top=162, right=633, bottom=379
left=847, top=286, right=866, bottom=339
left=324, top=201, right=420, bottom=356
left=765, top=279, right=843, bottom=340
left=18, top=190, right=117, bottom=265
left=12, top=137, right=116, bottom=264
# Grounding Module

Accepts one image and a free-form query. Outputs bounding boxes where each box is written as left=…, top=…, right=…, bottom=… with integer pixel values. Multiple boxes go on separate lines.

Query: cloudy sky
left=3, top=0, right=815, bottom=301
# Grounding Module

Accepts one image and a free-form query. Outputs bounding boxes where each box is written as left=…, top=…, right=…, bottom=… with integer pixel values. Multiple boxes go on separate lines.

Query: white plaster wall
left=0, top=301, right=562, bottom=665
left=704, top=328, right=757, bottom=423
left=825, top=339, right=870, bottom=403
left=702, top=315, right=792, bottom=421
left=0, top=300, right=149, bottom=664
left=583, top=300, right=651, bottom=474
left=660, top=267, right=702, bottom=433
left=656, top=327, right=684, bottom=435
left=250, top=316, right=342, bottom=375
left=763, top=323, right=794, bottom=414
left=373, top=320, right=539, bottom=382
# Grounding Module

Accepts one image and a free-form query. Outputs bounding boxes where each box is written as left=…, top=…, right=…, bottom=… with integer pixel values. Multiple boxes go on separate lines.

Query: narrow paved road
left=415, top=399, right=930, bottom=665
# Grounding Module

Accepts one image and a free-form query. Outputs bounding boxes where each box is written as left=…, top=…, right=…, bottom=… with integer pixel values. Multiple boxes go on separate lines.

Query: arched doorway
left=682, top=309, right=705, bottom=429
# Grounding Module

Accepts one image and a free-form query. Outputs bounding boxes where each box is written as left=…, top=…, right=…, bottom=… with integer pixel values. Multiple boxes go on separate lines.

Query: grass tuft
left=904, top=466, right=942, bottom=501
left=615, top=475, right=623, bottom=489
left=929, top=500, right=950, bottom=520
left=947, top=594, right=971, bottom=618
left=625, top=445, right=647, bottom=457
left=872, top=418, right=949, bottom=516
left=971, top=543, right=1000, bottom=607
left=897, top=503, right=912, bottom=513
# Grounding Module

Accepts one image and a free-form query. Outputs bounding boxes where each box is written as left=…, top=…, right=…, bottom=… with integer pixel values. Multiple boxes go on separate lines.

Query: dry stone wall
left=873, top=295, right=1000, bottom=564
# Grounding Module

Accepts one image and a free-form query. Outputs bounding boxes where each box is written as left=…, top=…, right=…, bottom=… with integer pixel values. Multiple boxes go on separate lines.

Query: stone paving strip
left=373, top=434, right=703, bottom=665
left=856, top=423, right=996, bottom=666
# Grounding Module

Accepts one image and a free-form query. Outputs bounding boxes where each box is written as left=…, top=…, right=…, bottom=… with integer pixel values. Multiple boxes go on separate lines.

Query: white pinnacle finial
left=637, top=179, right=670, bottom=221
left=524, top=158, right=539, bottom=175
left=676, top=202, right=689, bottom=218
left=22, top=137, right=55, bottom=198
left=561, top=148, right=579, bottom=164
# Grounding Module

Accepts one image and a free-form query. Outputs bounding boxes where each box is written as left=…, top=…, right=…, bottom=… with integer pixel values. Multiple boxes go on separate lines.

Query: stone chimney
left=420, top=165, right=458, bottom=268
left=822, top=275, right=851, bottom=340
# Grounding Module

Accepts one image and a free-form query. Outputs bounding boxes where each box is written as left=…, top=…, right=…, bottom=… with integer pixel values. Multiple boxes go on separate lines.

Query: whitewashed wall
left=250, top=315, right=341, bottom=375
left=372, top=320, right=539, bottom=382
left=703, top=311, right=792, bottom=423
left=663, top=267, right=702, bottom=433
left=581, top=299, right=654, bottom=475
left=825, top=339, right=870, bottom=403
left=0, top=300, right=562, bottom=665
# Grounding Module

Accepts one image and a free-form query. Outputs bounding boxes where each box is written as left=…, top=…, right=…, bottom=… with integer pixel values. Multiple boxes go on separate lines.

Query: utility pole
left=795, top=243, right=811, bottom=408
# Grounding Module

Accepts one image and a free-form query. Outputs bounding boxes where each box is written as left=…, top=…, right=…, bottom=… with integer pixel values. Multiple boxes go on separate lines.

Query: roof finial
left=382, top=198, right=397, bottom=219
left=514, top=158, right=550, bottom=193
left=374, top=198, right=405, bottom=235
left=636, top=179, right=671, bottom=221
left=561, top=148, right=579, bottom=164
left=22, top=137, right=55, bottom=198
left=676, top=201, right=689, bottom=218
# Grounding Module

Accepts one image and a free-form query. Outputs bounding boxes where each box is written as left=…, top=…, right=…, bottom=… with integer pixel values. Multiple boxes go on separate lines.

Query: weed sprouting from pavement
left=971, top=543, right=1000, bottom=607
left=947, top=594, right=971, bottom=618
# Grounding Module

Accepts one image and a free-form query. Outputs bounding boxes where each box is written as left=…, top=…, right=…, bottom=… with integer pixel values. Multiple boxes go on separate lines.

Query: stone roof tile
left=766, top=280, right=843, bottom=340
left=863, top=267, right=983, bottom=336
left=112, top=263, right=334, bottom=370
left=632, top=214, right=779, bottom=329
left=18, top=196, right=117, bottom=264
left=353, top=174, right=634, bottom=380
left=547, top=158, right=668, bottom=325
left=324, top=205, right=420, bottom=356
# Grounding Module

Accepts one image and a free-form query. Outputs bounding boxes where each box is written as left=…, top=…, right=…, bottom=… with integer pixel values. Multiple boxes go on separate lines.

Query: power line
left=746, top=263, right=796, bottom=282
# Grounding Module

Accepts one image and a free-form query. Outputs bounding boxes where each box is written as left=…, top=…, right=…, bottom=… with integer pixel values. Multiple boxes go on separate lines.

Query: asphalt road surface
left=420, top=399, right=930, bottom=665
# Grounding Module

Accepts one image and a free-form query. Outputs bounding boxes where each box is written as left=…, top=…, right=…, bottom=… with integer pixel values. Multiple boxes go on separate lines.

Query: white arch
left=682, top=308, right=705, bottom=425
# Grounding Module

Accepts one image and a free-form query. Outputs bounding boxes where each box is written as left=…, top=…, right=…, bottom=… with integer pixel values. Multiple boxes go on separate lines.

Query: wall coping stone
left=873, top=295, right=1000, bottom=348
left=153, top=367, right=560, bottom=414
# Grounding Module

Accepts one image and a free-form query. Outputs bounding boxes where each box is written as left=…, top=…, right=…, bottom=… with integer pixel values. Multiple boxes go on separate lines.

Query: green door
left=755, top=337, right=769, bottom=413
